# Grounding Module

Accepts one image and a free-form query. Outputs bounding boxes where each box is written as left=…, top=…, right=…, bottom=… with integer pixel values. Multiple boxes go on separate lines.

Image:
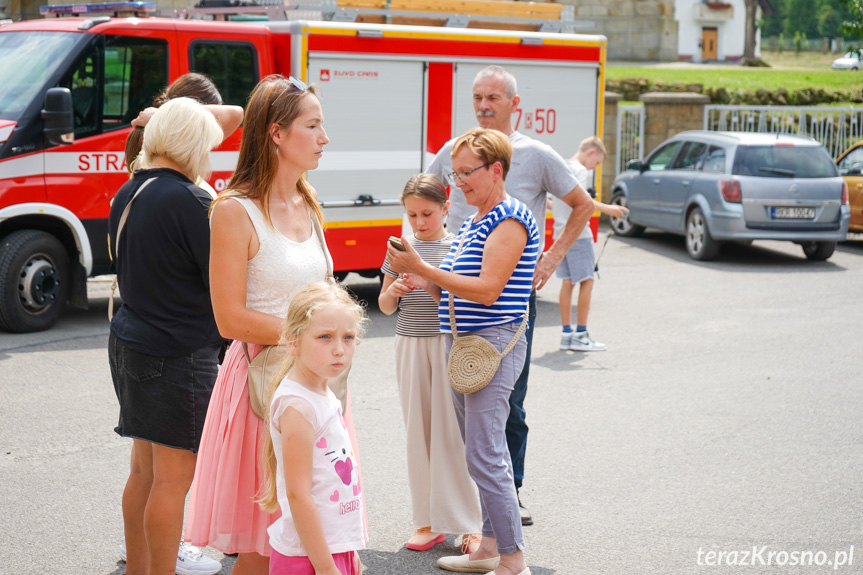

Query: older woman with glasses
left=387, top=127, right=539, bottom=575
left=184, top=75, right=353, bottom=575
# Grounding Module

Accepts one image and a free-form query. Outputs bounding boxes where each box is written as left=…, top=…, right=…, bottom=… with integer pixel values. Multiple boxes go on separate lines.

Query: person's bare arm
left=534, top=184, right=593, bottom=290
left=595, top=199, right=629, bottom=218
left=388, top=219, right=528, bottom=306
left=280, top=408, right=342, bottom=575
left=403, top=274, right=442, bottom=303
left=131, top=104, right=243, bottom=141
left=379, top=273, right=411, bottom=315
left=209, top=199, right=282, bottom=344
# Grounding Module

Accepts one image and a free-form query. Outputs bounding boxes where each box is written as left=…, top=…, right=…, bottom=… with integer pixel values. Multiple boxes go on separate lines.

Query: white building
left=675, top=0, right=774, bottom=61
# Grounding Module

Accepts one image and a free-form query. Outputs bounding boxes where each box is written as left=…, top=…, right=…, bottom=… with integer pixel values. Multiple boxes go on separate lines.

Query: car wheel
left=685, top=207, right=720, bottom=260
left=0, top=230, right=71, bottom=333
left=801, top=240, right=836, bottom=261
left=609, top=192, right=645, bottom=237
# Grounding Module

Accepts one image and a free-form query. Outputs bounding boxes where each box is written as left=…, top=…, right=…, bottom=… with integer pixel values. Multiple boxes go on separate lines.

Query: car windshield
left=0, top=32, right=81, bottom=121
left=732, top=145, right=839, bottom=179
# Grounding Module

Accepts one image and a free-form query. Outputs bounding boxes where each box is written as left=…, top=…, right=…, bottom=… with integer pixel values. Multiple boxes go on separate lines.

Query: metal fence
left=616, top=105, right=644, bottom=173
left=704, top=105, right=863, bottom=160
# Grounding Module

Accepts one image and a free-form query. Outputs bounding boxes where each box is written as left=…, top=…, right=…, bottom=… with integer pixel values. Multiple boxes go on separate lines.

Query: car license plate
left=771, top=207, right=815, bottom=219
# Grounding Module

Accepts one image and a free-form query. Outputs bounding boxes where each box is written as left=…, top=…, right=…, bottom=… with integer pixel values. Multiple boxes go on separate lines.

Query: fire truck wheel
left=0, top=230, right=71, bottom=333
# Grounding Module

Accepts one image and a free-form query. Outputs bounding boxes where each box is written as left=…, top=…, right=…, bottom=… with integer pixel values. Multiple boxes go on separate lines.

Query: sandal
left=458, top=533, right=482, bottom=554
left=406, top=527, right=445, bottom=551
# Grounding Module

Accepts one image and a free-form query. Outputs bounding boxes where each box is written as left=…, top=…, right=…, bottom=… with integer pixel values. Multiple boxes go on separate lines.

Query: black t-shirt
left=108, top=168, right=222, bottom=356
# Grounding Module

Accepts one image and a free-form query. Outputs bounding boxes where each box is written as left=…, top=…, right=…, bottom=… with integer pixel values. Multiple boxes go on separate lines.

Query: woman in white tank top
left=184, top=75, right=359, bottom=575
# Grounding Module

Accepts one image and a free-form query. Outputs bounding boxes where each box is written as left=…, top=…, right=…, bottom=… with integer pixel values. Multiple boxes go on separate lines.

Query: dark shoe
left=517, top=491, right=533, bottom=526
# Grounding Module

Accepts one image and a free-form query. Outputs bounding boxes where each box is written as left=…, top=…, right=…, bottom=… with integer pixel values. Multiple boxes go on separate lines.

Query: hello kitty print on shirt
left=268, top=380, right=367, bottom=557
left=317, top=411, right=362, bottom=516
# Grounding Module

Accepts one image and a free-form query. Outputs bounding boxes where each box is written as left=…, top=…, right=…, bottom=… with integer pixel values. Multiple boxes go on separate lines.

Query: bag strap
left=446, top=229, right=529, bottom=358
left=311, top=209, right=334, bottom=280
left=107, top=176, right=158, bottom=321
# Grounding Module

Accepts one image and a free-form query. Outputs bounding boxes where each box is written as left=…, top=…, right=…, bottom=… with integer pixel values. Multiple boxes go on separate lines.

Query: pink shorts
left=269, top=549, right=359, bottom=575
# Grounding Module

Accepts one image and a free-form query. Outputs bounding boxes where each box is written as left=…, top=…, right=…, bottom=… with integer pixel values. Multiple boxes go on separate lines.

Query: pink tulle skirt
left=184, top=341, right=276, bottom=555
left=184, top=341, right=366, bottom=556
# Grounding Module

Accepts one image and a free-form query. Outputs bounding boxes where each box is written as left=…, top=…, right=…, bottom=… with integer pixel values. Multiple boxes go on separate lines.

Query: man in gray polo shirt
left=427, top=65, right=594, bottom=526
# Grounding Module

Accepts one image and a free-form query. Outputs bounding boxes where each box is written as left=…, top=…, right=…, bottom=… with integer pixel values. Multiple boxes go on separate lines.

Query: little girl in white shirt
left=259, top=281, right=368, bottom=575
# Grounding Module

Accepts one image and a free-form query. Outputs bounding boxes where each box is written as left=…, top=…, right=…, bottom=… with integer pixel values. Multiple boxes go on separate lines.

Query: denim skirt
left=109, top=332, right=220, bottom=452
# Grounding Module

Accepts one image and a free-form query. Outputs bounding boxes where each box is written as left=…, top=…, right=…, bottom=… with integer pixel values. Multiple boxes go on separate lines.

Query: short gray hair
left=141, top=97, right=223, bottom=181
left=474, top=65, right=517, bottom=98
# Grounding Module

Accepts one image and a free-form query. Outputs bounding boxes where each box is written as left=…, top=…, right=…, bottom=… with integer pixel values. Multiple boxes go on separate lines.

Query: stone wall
left=556, top=0, right=679, bottom=61
left=600, top=92, right=710, bottom=195
left=640, top=92, right=709, bottom=162
left=600, top=92, right=623, bottom=200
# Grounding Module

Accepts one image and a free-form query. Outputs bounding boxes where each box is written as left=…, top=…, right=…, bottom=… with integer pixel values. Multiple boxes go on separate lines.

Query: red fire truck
left=0, top=3, right=606, bottom=332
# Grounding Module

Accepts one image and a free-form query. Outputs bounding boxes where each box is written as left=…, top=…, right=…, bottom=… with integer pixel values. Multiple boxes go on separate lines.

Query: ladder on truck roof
left=177, top=0, right=592, bottom=33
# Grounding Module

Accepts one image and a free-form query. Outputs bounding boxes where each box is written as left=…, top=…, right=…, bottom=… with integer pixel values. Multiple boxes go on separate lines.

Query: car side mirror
left=626, top=159, right=643, bottom=172
left=42, top=87, right=75, bottom=146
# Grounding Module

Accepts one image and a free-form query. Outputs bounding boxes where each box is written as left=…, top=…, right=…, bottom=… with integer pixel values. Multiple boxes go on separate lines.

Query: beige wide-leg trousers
left=394, top=334, right=482, bottom=534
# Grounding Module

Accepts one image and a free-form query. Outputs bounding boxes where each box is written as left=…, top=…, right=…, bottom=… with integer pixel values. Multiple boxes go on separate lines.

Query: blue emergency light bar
left=40, top=2, right=156, bottom=16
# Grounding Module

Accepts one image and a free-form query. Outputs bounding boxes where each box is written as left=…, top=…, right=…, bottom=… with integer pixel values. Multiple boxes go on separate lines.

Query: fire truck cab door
left=306, top=58, right=424, bottom=224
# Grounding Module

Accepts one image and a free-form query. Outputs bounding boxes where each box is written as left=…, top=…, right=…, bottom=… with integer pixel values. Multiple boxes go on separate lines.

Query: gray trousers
left=447, top=322, right=527, bottom=555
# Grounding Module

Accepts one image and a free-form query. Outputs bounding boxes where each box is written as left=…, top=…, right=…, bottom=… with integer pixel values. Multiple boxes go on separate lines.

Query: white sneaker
left=120, top=539, right=222, bottom=575
left=569, top=331, right=606, bottom=352
left=559, top=331, right=573, bottom=350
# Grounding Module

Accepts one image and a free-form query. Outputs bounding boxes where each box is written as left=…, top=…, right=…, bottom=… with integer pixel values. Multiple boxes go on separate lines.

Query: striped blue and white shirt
left=438, top=197, right=540, bottom=334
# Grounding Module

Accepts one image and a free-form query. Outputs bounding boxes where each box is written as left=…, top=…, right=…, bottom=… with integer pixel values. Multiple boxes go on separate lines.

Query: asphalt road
left=1, top=230, right=861, bottom=575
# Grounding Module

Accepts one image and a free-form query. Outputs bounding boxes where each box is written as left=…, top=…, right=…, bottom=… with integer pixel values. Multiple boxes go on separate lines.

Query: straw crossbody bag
left=243, top=210, right=334, bottom=419
left=446, top=231, right=529, bottom=394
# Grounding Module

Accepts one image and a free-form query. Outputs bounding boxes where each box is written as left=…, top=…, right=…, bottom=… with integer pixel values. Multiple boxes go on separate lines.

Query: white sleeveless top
left=230, top=196, right=329, bottom=318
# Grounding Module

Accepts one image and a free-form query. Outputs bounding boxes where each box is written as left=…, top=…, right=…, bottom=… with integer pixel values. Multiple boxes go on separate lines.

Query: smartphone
left=388, top=236, right=406, bottom=251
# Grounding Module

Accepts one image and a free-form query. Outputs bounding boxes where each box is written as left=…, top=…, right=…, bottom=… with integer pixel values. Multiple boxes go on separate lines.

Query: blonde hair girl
left=259, top=281, right=367, bottom=575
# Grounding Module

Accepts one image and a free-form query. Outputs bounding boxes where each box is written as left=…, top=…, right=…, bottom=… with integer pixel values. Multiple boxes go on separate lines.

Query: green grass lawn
left=606, top=52, right=862, bottom=94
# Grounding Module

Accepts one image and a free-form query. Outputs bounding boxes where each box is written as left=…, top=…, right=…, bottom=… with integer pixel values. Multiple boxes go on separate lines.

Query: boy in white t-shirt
left=551, top=136, right=628, bottom=351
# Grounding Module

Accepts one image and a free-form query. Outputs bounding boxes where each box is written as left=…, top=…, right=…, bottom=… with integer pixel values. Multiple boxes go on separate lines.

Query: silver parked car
left=832, top=51, right=862, bottom=70
left=609, top=131, right=851, bottom=261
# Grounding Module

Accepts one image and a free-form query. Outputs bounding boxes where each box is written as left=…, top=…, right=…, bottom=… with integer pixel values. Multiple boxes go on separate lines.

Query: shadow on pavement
left=359, top=547, right=557, bottom=574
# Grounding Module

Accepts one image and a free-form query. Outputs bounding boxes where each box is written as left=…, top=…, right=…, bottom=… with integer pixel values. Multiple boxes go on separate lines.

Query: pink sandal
left=459, top=533, right=482, bottom=554
left=406, top=527, right=445, bottom=551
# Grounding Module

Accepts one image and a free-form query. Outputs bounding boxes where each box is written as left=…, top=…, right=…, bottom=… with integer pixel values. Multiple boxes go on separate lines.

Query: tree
left=818, top=4, right=842, bottom=38
left=843, top=0, right=863, bottom=40
left=783, top=0, right=812, bottom=37
left=743, top=0, right=760, bottom=60
left=744, top=0, right=776, bottom=63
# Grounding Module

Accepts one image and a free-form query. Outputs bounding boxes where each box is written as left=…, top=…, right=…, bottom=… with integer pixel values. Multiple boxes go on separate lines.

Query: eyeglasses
left=287, top=76, right=307, bottom=92
left=272, top=76, right=308, bottom=109
left=448, top=163, right=489, bottom=183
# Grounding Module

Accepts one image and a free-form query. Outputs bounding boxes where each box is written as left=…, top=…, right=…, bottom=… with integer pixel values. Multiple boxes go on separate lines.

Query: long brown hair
left=213, top=74, right=324, bottom=228
left=124, top=73, right=222, bottom=173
